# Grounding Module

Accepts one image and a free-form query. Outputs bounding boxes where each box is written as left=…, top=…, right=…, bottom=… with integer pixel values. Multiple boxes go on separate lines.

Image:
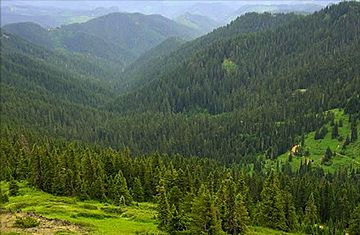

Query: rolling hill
left=2, top=12, right=201, bottom=68
left=116, top=12, right=303, bottom=95
left=1, top=2, right=359, bottom=163
left=111, top=3, right=360, bottom=115
left=1, top=3, right=360, bottom=235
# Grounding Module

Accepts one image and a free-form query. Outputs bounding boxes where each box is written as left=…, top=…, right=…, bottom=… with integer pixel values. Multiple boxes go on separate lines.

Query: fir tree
left=131, top=177, right=144, bottom=202
left=350, top=119, right=358, bottom=142
left=259, top=170, right=287, bottom=231
left=232, top=193, right=250, bottom=235
left=168, top=204, right=186, bottom=234
left=110, top=170, right=132, bottom=205
left=190, top=184, right=222, bottom=235
left=169, top=186, right=182, bottom=211
left=343, top=135, right=351, bottom=149
left=283, top=189, right=298, bottom=231
left=349, top=205, right=360, bottom=235
left=218, top=178, right=249, bottom=235
left=331, top=122, right=339, bottom=139
left=9, top=179, right=19, bottom=196
left=322, top=147, right=333, bottom=165
left=157, top=179, right=171, bottom=231
left=304, top=193, right=318, bottom=227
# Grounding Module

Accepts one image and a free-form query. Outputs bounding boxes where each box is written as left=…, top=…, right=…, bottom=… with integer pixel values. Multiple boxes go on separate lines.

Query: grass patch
left=1, top=182, right=160, bottom=234
left=100, top=206, right=124, bottom=215
left=275, top=108, right=360, bottom=172
left=79, top=204, right=98, bottom=210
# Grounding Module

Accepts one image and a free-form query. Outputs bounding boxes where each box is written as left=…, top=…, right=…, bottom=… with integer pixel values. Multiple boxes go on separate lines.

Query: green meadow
left=276, top=109, right=360, bottom=172
left=1, top=182, right=305, bottom=235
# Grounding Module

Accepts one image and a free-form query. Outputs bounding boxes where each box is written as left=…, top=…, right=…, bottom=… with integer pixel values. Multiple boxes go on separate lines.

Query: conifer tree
left=110, top=170, right=132, bottom=205
left=350, top=119, right=358, bottom=142
left=304, top=193, right=318, bottom=232
left=322, top=147, right=333, bottom=164
left=259, top=170, right=287, bottom=231
left=157, top=179, right=171, bottom=231
left=331, top=122, right=339, bottom=139
left=218, top=177, right=249, bottom=235
left=9, top=179, right=19, bottom=196
left=343, top=135, right=351, bottom=149
left=169, top=186, right=182, bottom=211
left=190, top=184, right=223, bottom=235
left=232, top=193, right=250, bottom=235
left=131, top=177, right=144, bottom=202
left=168, top=204, right=186, bottom=234
left=283, top=189, right=298, bottom=231
left=349, top=205, right=360, bottom=235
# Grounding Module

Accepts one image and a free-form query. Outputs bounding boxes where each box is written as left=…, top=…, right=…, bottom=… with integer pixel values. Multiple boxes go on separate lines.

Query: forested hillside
left=1, top=132, right=360, bottom=234
left=1, top=2, right=359, bottom=163
left=112, top=3, right=360, bottom=114
left=1, top=2, right=360, bottom=235
left=115, top=12, right=303, bottom=94
left=118, top=37, right=186, bottom=92
left=3, top=12, right=200, bottom=68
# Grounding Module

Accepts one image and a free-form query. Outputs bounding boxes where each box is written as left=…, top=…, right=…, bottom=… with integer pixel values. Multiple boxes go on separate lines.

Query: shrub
left=14, top=216, right=40, bottom=228
left=100, top=206, right=123, bottom=215
left=9, top=180, right=19, bottom=196
left=1, top=193, right=9, bottom=203
left=80, top=204, right=98, bottom=210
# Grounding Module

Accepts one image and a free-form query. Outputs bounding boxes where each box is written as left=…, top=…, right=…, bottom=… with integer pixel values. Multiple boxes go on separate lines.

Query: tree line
left=1, top=133, right=360, bottom=234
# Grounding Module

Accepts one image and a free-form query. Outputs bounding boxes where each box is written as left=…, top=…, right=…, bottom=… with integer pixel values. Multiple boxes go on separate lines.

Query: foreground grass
left=1, top=182, right=306, bottom=235
left=276, top=109, right=360, bottom=172
left=1, top=181, right=161, bottom=235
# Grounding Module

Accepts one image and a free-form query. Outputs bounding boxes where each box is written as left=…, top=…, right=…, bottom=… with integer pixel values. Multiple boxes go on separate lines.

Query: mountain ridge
left=2, top=11, right=201, bottom=68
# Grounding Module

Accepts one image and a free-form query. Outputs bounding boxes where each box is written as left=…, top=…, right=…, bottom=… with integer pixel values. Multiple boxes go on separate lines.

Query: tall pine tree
left=259, top=170, right=287, bottom=231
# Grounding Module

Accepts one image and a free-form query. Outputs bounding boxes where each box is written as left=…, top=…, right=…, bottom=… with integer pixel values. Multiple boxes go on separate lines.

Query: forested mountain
left=1, top=125, right=360, bottom=234
left=0, top=32, right=120, bottom=139
left=117, top=12, right=302, bottom=95
left=111, top=2, right=360, bottom=115
left=1, top=2, right=359, bottom=162
left=117, top=37, right=186, bottom=92
left=1, top=5, right=119, bottom=28
left=2, top=12, right=201, bottom=67
left=1, top=2, right=360, bottom=235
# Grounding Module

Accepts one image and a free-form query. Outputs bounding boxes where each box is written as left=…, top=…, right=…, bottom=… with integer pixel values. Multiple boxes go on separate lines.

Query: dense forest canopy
left=1, top=2, right=360, bottom=234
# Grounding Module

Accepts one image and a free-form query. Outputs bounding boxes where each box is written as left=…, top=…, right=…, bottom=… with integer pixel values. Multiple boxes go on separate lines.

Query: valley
left=1, top=1, right=360, bottom=235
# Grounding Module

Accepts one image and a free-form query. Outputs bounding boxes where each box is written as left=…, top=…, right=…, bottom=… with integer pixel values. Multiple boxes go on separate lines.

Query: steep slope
left=117, top=12, right=302, bottom=94
left=1, top=2, right=359, bottom=163
left=111, top=2, right=360, bottom=115
left=117, top=37, right=186, bottom=92
left=61, top=12, right=200, bottom=57
left=0, top=32, right=118, bottom=138
left=3, top=12, right=201, bottom=67
left=1, top=22, right=54, bottom=49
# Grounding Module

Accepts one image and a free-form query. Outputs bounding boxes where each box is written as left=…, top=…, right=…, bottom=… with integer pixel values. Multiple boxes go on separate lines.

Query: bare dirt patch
left=1, top=212, right=87, bottom=234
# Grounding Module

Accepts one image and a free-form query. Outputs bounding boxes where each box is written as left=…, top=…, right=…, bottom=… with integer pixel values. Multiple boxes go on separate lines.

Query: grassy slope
left=0, top=182, right=304, bottom=235
left=0, top=182, right=161, bottom=235
left=276, top=109, right=360, bottom=172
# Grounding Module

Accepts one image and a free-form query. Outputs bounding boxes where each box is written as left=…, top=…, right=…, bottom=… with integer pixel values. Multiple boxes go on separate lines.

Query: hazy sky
left=2, top=1, right=340, bottom=10
left=1, top=0, right=342, bottom=22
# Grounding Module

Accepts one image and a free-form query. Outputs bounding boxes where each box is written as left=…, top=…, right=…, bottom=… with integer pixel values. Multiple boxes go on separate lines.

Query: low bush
left=14, top=216, right=40, bottom=228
